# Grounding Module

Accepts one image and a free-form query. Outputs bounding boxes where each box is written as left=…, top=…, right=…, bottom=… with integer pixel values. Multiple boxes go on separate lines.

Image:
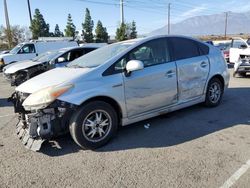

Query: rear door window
left=170, top=37, right=200, bottom=60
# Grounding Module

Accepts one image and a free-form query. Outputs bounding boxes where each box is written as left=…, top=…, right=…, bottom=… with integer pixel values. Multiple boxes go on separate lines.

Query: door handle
left=165, top=70, right=175, bottom=78
left=200, top=61, right=208, bottom=68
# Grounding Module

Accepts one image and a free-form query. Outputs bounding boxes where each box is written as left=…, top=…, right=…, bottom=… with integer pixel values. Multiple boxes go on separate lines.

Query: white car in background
left=0, top=40, right=78, bottom=70
left=229, top=37, right=250, bottom=64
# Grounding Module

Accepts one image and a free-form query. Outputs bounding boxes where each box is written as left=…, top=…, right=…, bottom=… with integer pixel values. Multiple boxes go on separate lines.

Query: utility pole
left=4, top=0, right=12, bottom=48
left=224, top=12, right=229, bottom=40
left=168, top=3, right=171, bottom=35
left=27, top=0, right=32, bottom=26
left=120, top=0, right=124, bottom=25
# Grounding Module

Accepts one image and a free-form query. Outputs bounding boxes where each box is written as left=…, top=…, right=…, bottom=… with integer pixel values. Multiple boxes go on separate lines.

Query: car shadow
left=40, top=87, right=250, bottom=156
left=0, top=98, right=13, bottom=107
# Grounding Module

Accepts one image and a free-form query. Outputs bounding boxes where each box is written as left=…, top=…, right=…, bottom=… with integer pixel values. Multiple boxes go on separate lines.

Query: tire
left=69, top=101, right=118, bottom=149
left=238, top=72, right=246, bottom=77
left=204, top=78, right=223, bottom=107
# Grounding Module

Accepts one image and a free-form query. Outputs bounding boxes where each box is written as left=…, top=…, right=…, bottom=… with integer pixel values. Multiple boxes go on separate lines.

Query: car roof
left=116, top=35, right=206, bottom=47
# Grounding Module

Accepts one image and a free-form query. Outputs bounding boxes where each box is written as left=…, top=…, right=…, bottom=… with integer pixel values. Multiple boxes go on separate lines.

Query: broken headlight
left=22, top=84, right=74, bottom=111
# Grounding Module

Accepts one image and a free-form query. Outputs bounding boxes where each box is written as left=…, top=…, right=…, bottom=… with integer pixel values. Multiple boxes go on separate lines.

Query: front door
left=18, top=44, right=36, bottom=61
left=122, top=38, right=178, bottom=118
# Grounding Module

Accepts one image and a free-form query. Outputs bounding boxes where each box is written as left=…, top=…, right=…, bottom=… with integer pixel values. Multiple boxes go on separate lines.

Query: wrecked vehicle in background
left=0, top=40, right=78, bottom=71
left=229, top=37, right=250, bottom=64
left=3, top=46, right=99, bottom=86
left=9, top=35, right=229, bottom=151
left=233, top=54, right=250, bottom=77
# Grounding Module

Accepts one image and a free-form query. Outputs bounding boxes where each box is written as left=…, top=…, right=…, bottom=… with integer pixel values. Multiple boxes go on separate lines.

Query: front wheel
left=204, top=78, right=223, bottom=107
left=69, top=101, right=118, bottom=149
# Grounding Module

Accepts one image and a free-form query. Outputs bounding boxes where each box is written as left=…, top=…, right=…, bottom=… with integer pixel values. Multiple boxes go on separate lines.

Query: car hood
left=4, top=60, right=43, bottom=74
left=16, top=67, right=92, bottom=93
left=0, top=53, right=12, bottom=59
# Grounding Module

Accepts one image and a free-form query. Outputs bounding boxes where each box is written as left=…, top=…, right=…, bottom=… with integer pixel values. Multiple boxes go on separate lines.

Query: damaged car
left=3, top=46, right=99, bottom=86
left=233, top=54, right=250, bottom=77
left=9, top=35, right=229, bottom=151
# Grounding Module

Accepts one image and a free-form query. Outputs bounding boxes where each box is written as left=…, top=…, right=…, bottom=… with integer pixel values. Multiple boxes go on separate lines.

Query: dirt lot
left=0, top=69, right=250, bottom=188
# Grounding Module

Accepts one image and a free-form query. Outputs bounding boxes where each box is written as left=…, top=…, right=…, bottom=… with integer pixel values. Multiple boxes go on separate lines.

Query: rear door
left=170, top=37, right=210, bottom=102
left=122, top=38, right=178, bottom=117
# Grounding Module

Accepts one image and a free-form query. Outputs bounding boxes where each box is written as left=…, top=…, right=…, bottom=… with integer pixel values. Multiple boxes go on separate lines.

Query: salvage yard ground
left=0, top=69, right=250, bottom=188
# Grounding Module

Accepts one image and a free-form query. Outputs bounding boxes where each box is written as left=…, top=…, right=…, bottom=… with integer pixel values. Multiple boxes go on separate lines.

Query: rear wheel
left=204, top=78, right=223, bottom=107
left=69, top=101, right=118, bottom=149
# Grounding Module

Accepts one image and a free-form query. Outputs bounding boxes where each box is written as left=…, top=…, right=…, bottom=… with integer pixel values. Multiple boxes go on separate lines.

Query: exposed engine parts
left=10, top=91, right=75, bottom=151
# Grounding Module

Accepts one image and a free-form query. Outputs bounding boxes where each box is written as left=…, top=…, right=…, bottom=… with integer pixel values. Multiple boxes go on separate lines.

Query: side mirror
left=240, top=44, right=247, bottom=49
left=126, top=60, right=144, bottom=74
left=58, top=57, right=66, bottom=63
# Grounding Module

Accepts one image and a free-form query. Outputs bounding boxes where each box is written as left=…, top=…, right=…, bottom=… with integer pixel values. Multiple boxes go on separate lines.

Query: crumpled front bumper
left=3, top=71, right=29, bottom=86
left=234, top=56, right=250, bottom=73
left=16, top=120, right=44, bottom=151
left=9, top=91, right=73, bottom=151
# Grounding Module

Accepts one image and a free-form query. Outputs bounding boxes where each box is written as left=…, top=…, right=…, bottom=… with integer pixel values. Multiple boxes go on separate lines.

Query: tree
left=54, top=24, right=64, bottom=37
left=130, top=20, right=137, bottom=39
left=82, top=8, right=94, bottom=43
left=30, top=9, right=50, bottom=39
left=10, top=25, right=25, bottom=44
left=0, top=25, right=28, bottom=47
left=115, top=23, right=128, bottom=41
left=95, top=20, right=109, bottom=43
left=64, top=14, right=76, bottom=38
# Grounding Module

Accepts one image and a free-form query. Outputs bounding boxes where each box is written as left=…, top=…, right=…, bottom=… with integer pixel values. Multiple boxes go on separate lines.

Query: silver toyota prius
left=10, top=35, right=230, bottom=151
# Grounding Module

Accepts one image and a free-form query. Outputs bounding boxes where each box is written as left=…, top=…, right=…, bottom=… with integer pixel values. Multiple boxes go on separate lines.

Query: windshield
left=67, top=41, right=136, bottom=68
left=32, top=50, right=64, bottom=62
left=9, top=44, right=23, bottom=54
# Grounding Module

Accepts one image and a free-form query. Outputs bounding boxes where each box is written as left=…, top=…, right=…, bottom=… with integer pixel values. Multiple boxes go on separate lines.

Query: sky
left=1, top=0, right=250, bottom=35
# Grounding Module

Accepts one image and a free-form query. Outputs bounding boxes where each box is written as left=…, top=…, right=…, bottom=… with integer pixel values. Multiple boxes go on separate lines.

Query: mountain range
left=150, top=11, right=250, bottom=36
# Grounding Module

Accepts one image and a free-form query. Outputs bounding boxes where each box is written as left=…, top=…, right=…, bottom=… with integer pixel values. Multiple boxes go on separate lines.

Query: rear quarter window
left=170, top=37, right=208, bottom=60
left=197, top=42, right=209, bottom=55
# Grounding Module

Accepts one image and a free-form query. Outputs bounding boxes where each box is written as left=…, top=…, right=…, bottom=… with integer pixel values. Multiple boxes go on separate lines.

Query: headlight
left=22, top=84, right=74, bottom=111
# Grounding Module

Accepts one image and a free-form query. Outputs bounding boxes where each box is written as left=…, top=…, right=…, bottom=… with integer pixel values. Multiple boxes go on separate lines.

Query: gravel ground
left=0, top=69, right=250, bottom=188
